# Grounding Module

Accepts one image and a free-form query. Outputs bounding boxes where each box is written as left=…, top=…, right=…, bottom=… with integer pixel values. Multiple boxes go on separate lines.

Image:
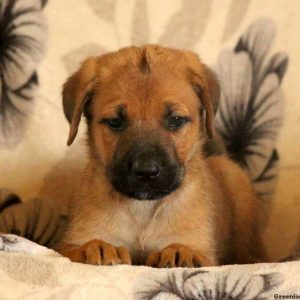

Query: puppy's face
left=63, top=46, right=219, bottom=200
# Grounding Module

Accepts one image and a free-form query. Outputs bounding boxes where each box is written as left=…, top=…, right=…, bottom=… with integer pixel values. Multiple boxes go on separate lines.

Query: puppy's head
left=62, top=45, right=219, bottom=200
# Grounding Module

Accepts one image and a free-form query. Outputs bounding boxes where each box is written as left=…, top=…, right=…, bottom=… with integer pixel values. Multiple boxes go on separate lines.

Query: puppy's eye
left=166, top=116, right=188, bottom=130
left=103, top=117, right=125, bottom=131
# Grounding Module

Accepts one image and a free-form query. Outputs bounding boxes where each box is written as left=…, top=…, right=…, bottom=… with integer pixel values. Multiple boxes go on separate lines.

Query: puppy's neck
left=127, top=200, right=159, bottom=227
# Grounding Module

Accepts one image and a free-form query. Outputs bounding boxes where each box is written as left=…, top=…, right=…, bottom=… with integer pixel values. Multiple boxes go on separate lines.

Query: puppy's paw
left=146, top=244, right=211, bottom=268
left=62, top=239, right=131, bottom=266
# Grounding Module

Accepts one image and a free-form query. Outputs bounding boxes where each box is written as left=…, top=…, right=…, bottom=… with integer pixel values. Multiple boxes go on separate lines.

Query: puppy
left=59, top=45, right=267, bottom=267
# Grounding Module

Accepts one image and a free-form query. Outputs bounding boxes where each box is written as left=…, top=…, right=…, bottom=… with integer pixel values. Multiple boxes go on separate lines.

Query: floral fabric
left=0, top=234, right=300, bottom=299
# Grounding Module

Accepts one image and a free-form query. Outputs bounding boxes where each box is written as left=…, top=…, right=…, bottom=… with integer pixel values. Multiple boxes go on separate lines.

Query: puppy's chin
left=117, top=181, right=182, bottom=201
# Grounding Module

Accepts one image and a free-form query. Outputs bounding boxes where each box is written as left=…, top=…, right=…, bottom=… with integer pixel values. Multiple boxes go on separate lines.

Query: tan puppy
left=59, top=45, right=267, bottom=267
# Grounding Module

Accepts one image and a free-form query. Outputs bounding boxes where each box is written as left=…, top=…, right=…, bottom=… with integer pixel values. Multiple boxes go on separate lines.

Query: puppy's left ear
left=62, top=58, right=98, bottom=146
left=189, top=64, right=220, bottom=138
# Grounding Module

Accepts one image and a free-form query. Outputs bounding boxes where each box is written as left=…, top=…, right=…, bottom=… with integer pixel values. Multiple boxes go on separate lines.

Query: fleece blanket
left=0, top=234, right=300, bottom=300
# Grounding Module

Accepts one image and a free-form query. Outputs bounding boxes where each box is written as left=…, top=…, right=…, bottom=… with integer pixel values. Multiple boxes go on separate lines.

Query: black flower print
left=136, top=269, right=283, bottom=300
left=215, top=18, right=288, bottom=207
left=0, top=0, right=47, bottom=147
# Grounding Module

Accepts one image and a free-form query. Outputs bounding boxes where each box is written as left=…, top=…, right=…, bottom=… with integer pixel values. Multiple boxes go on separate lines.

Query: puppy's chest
left=115, top=201, right=168, bottom=263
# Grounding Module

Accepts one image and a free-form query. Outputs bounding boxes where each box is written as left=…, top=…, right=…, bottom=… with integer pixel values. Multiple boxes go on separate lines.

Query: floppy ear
left=189, top=64, right=220, bottom=139
left=62, top=58, right=98, bottom=146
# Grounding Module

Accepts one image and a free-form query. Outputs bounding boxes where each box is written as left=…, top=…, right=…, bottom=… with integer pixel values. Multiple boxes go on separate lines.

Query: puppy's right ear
left=62, top=58, right=98, bottom=146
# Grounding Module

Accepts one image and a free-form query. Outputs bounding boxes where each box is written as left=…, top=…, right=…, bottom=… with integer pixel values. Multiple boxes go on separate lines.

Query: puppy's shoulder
left=205, top=154, right=250, bottom=183
left=70, top=162, right=111, bottom=211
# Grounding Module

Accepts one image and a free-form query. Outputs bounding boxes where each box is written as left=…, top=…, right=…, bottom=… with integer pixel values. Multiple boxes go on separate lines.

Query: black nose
left=131, top=159, right=161, bottom=181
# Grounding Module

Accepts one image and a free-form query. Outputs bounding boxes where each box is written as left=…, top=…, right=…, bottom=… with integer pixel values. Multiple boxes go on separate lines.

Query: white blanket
left=0, top=234, right=300, bottom=300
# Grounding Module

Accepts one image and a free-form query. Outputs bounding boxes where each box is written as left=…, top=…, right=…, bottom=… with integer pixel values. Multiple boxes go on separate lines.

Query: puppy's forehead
left=94, top=46, right=201, bottom=109
left=98, top=45, right=199, bottom=80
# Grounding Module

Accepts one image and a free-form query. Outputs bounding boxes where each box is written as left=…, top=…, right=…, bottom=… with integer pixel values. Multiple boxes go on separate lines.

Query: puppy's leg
left=231, top=213, right=269, bottom=264
left=146, top=244, right=214, bottom=268
left=59, top=240, right=131, bottom=266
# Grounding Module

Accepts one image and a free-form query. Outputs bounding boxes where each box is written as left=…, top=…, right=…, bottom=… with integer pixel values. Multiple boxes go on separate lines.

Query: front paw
left=62, top=239, right=131, bottom=266
left=146, top=244, right=210, bottom=268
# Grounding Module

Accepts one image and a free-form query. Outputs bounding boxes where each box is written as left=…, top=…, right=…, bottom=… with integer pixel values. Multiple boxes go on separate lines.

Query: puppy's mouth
left=115, top=176, right=183, bottom=200
left=106, top=144, right=184, bottom=201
